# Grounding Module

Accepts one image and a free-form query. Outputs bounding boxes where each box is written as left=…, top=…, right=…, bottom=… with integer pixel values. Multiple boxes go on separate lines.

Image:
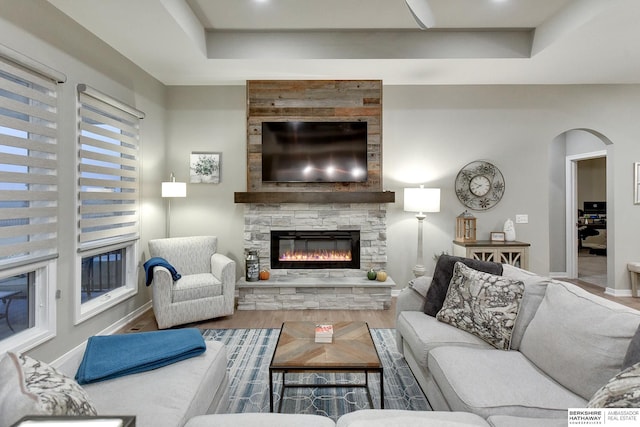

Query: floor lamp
left=161, top=172, right=186, bottom=237
left=404, top=185, right=440, bottom=277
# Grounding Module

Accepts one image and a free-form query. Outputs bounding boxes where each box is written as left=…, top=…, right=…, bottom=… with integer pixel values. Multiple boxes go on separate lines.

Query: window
left=0, top=44, right=65, bottom=353
left=76, top=84, right=144, bottom=323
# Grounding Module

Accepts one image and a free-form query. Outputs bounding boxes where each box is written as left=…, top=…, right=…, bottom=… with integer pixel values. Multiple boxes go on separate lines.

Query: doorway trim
left=565, top=150, right=607, bottom=279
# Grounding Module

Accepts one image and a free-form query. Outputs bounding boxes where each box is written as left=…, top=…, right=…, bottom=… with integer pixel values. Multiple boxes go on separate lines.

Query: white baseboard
left=52, top=301, right=152, bottom=368
left=391, top=289, right=402, bottom=297
left=550, top=271, right=569, bottom=278
left=605, top=287, right=633, bottom=297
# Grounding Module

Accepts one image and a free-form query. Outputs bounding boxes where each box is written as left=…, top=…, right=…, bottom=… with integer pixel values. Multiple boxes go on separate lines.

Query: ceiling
left=46, top=0, right=640, bottom=86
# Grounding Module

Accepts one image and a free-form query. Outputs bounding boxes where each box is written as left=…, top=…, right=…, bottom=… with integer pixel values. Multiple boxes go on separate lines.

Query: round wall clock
left=455, top=160, right=505, bottom=211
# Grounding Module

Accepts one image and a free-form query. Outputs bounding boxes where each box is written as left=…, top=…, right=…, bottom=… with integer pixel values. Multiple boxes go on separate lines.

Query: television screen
left=261, top=121, right=368, bottom=183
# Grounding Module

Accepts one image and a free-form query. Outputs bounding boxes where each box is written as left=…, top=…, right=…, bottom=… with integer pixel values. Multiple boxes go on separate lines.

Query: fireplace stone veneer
left=240, top=202, right=389, bottom=310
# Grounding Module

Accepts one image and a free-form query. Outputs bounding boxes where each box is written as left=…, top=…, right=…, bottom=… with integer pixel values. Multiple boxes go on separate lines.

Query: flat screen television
left=261, top=121, right=368, bottom=183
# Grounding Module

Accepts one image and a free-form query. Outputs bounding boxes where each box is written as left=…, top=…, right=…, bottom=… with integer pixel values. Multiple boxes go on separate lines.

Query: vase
left=503, top=218, right=516, bottom=241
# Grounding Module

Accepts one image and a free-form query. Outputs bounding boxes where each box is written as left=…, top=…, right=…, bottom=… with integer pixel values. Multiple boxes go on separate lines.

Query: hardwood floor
left=119, top=298, right=398, bottom=333
left=119, top=277, right=640, bottom=334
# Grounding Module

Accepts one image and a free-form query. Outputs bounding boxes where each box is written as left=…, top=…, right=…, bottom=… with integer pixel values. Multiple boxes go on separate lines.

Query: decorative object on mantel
left=455, top=160, right=505, bottom=211
left=503, top=218, right=516, bottom=241
left=161, top=172, right=186, bottom=237
left=455, top=210, right=477, bottom=243
left=190, top=152, right=221, bottom=184
left=367, top=268, right=377, bottom=280
left=376, top=270, right=388, bottom=282
left=404, top=185, right=441, bottom=277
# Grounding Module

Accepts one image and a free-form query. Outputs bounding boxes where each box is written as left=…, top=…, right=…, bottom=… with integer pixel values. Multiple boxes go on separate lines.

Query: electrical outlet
left=515, top=214, right=528, bottom=224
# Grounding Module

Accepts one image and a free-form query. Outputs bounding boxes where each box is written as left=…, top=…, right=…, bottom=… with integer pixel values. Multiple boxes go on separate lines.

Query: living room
left=1, top=0, right=640, bottom=425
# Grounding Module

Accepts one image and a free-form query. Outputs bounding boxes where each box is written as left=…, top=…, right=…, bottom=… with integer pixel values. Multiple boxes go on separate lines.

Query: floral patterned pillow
left=436, top=262, right=525, bottom=350
left=17, top=352, right=97, bottom=416
left=588, top=361, right=640, bottom=408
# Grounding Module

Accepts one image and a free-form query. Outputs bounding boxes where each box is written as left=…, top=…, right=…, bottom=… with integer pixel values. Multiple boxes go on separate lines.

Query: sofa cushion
left=436, top=262, right=524, bottom=350
left=501, top=265, right=552, bottom=350
left=424, top=255, right=503, bottom=317
left=520, top=280, right=640, bottom=401
left=336, top=409, right=490, bottom=427
left=587, top=361, right=640, bottom=408
left=172, top=273, right=222, bottom=302
left=186, top=413, right=336, bottom=427
left=0, top=352, right=97, bottom=426
left=487, top=415, right=568, bottom=427
left=82, top=339, right=228, bottom=427
left=428, top=346, right=586, bottom=419
left=396, top=311, right=492, bottom=369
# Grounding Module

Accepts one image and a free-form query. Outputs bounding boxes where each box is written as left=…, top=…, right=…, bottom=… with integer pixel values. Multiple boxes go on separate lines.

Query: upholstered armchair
left=147, top=236, right=235, bottom=329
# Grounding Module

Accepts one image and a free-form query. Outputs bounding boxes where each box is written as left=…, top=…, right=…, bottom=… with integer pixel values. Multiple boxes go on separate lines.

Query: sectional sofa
left=395, top=258, right=640, bottom=426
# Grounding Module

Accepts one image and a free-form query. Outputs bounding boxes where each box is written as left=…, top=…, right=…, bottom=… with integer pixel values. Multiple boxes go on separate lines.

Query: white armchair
left=147, top=236, right=235, bottom=329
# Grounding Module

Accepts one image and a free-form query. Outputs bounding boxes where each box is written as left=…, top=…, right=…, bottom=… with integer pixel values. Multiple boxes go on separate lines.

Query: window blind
left=77, top=85, right=144, bottom=252
left=0, top=55, right=60, bottom=269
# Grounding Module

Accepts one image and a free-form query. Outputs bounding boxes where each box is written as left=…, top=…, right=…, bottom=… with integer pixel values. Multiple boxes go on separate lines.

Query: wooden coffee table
left=268, top=321, right=383, bottom=412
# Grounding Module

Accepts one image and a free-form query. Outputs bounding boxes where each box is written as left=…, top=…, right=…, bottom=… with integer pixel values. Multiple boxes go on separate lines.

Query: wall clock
left=455, top=160, right=505, bottom=211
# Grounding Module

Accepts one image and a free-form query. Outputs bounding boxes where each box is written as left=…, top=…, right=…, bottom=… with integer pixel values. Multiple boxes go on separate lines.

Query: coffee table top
left=270, top=321, right=381, bottom=369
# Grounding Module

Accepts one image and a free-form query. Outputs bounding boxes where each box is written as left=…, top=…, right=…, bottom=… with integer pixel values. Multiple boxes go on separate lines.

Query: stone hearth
left=236, top=276, right=395, bottom=310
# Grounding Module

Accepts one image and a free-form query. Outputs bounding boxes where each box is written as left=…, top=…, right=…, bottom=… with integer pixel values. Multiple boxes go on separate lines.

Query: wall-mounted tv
left=261, top=121, right=368, bottom=183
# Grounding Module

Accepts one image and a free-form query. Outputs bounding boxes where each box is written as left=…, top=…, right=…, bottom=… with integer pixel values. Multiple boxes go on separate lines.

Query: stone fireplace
left=235, top=80, right=394, bottom=310
left=243, top=202, right=387, bottom=278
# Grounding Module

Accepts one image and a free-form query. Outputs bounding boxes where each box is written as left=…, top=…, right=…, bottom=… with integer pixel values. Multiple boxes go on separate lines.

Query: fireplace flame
left=279, top=249, right=352, bottom=262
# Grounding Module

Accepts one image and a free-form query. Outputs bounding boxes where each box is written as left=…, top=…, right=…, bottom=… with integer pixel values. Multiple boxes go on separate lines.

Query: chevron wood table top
left=270, top=321, right=381, bottom=369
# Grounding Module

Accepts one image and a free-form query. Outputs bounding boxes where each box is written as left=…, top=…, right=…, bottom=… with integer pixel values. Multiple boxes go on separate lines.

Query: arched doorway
left=548, top=129, right=613, bottom=289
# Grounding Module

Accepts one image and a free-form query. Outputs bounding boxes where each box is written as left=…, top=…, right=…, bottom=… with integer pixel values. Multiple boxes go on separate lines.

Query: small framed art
left=490, top=231, right=506, bottom=242
left=190, top=152, right=221, bottom=184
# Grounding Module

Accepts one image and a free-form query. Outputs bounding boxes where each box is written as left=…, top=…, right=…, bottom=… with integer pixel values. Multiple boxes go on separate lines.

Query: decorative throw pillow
left=18, top=352, right=97, bottom=416
left=436, top=262, right=524, bottom=350
left=0, top=352, right=45, bottom=427
left=587, top=361, right=640, bottom=408
left=424, top=254, right=503, bottom=317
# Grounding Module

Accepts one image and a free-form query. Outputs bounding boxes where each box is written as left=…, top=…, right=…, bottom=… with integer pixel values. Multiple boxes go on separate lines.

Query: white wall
left=0, top=1, right=166, bottom=362
left=165, top=85, right=640, bottom=293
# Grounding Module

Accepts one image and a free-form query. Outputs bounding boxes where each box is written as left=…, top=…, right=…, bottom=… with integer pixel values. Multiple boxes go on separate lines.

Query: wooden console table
left=452, top=240, right=530, bottom=269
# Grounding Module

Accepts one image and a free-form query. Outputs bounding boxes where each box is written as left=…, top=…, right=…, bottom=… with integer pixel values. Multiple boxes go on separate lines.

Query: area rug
left=202, top=328, right=430, bottom=421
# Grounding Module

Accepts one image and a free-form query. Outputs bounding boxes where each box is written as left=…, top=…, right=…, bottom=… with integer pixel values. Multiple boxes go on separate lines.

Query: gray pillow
left=424, top=254, right=503, bottom=317
left=622, top=323, right=640, bottom=371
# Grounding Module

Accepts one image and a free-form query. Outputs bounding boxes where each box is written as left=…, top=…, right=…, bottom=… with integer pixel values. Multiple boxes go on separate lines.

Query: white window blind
left=0, top=55, right=61, bottom=269
left=77, top=84, right=144, bottom=252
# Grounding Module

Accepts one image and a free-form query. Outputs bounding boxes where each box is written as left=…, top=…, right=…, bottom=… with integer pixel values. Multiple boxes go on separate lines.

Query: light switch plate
left=515, top=214, right=528, bottom=224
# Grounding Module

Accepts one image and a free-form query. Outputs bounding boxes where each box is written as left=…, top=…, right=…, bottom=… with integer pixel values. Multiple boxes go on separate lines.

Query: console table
left=452, top=240, right=530, bottom=269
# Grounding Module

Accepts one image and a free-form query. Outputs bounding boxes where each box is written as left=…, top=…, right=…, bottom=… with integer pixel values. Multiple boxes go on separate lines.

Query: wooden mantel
left=234, top=191, right=395, bottom=204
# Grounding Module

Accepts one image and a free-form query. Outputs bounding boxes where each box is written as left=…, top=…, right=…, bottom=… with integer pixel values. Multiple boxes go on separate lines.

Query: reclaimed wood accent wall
left=246, top=80, right=382, bottom=192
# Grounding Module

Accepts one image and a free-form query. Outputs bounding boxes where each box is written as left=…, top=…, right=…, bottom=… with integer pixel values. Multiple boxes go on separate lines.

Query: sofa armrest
left=396, top=275, right=432, bottom=317
left=150, top=267, right=174, bottom=309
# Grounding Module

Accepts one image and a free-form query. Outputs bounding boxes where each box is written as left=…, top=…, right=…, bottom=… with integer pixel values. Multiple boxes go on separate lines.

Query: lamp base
left=413, top=264, right=427, bottom=277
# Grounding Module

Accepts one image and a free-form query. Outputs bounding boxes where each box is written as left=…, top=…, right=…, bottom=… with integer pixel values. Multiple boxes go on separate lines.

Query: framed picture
left=635, top=162, right=640, bottom=204
left=490, top=231, right=506, bottom=242
left=190, top=152, right=221, bottom=184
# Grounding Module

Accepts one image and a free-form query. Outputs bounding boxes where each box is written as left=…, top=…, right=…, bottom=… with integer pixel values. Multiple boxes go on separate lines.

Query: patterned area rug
left=202, top=328, right=430, bottom=421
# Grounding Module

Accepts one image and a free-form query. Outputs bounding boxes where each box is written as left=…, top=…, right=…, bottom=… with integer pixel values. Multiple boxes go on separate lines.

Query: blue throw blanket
left=143, top=256, right=181, bottom=286
left=75, top=328, right=206, bottom=385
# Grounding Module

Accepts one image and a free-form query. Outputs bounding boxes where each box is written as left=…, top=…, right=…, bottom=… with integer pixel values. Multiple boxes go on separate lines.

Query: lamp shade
left=162, top=181, right=186, bottom=198
left=404, top=186, right=440, bottom=213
